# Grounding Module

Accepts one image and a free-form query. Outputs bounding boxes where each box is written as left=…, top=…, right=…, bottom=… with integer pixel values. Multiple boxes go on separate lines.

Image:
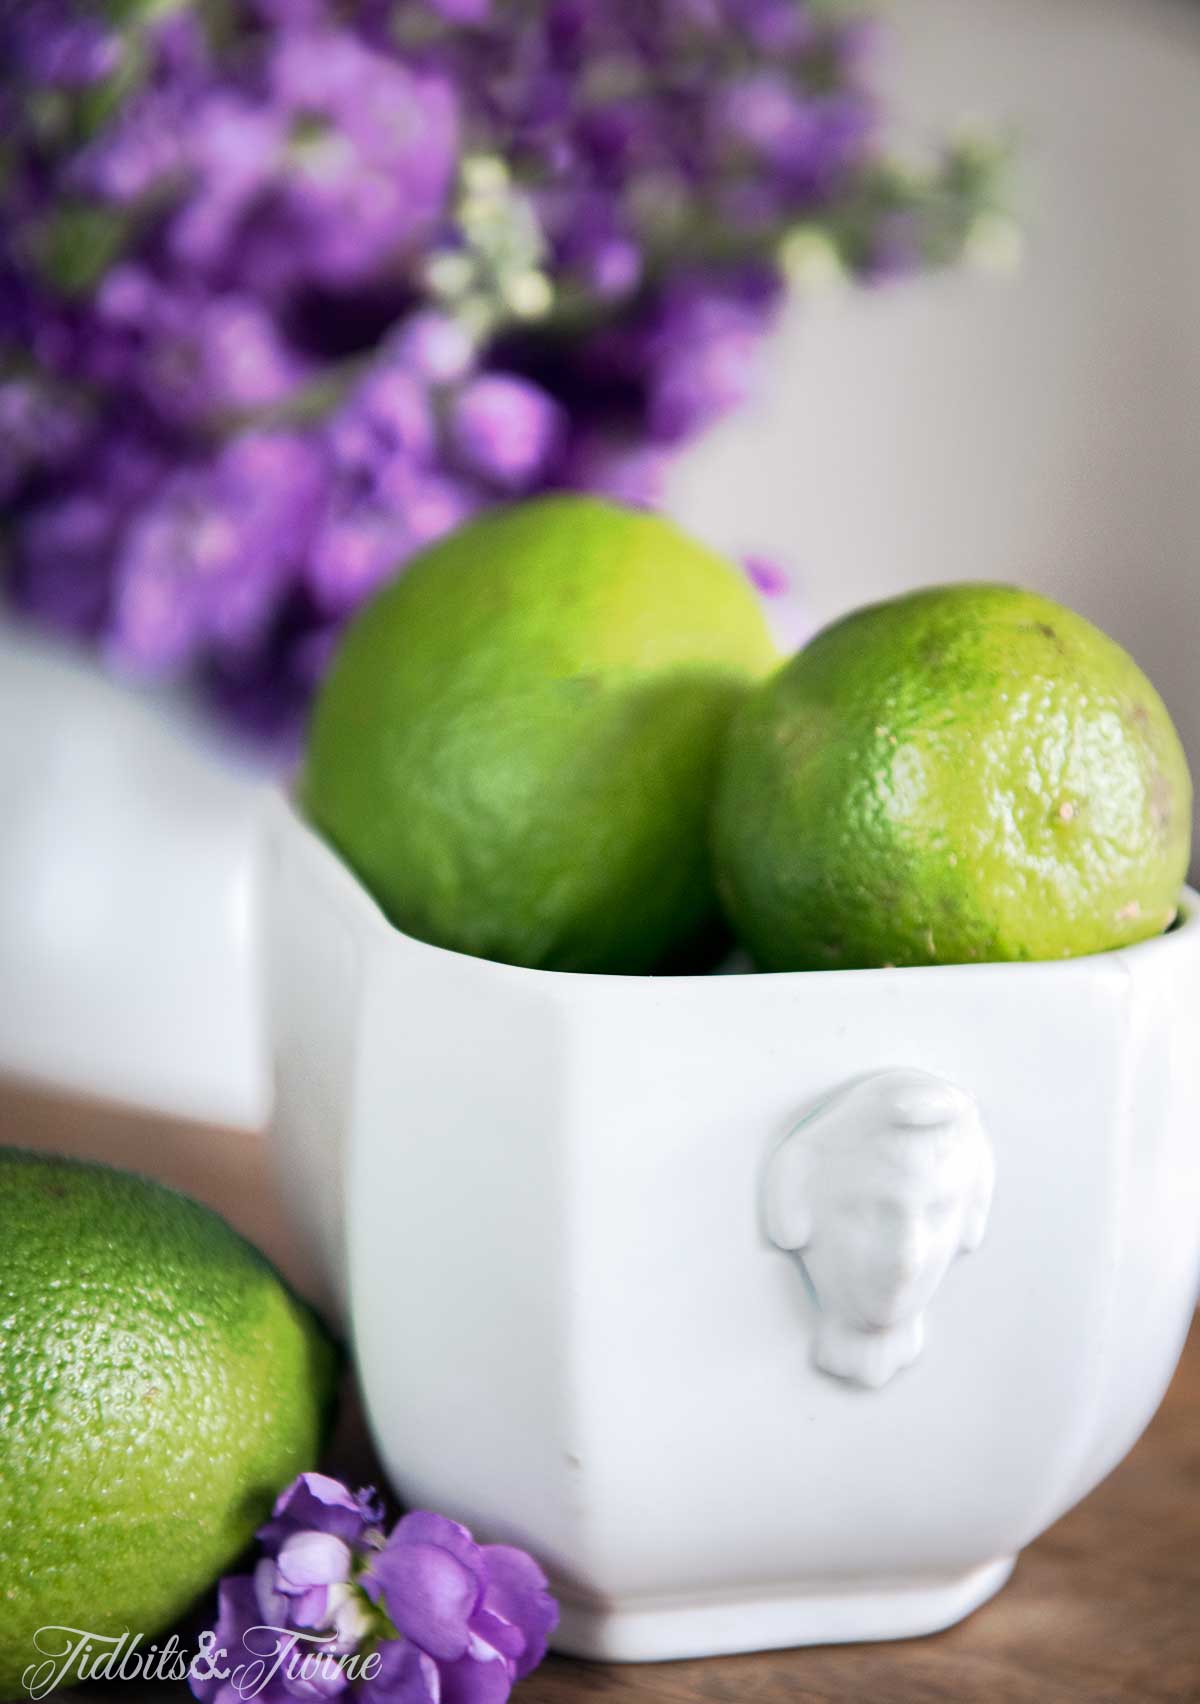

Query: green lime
left=713, top=584, right=1192, bottom=970
left=0, top=1150, right=338, bottom=1698
left=302, top=495, right=778, bottom=973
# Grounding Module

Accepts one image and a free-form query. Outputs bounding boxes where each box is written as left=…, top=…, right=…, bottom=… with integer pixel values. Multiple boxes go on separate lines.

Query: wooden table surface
left=5, top=1082, right=1198, bottom=1704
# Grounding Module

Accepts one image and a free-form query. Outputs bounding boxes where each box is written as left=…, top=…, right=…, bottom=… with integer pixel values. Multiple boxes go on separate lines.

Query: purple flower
left=425, top=0, right=492, bottom=20
left=554, top=198, right=643, bottom=301
left=258, top=31, right=460, bottom=288
left=744, top=556, right=816, bottom=652
left=10, top=488, right=121, bottom=638
left=258, top=1472, right=385, bottom=1551
left=307, top=503, right=406, bottom=616
left=168, top=96, right=286, bottom=274
left=720, top=72, right=812, bottom=158
left=638, top=273, right=780, bottom=444
left=733, top=0, right=815, bottom=55
left=0, top=0, right=1005, bottom=752
left=71, top=88, right=189, bottom=204
left=190, top=1478, right=556, bottom=1704
left=0, top=377, right=85, bottom=500
left=189, top=296, right=311, bottom=416
left=449, top=375, right=565, bottom=493
left=191, top=1476, right=383, bottom=1704
left=390, top=313, right=476, bottom=387
left=744, top=555, right=790, bottom=598
left=374, top=462, right=481, bottom=548
left=557, top=434, right=669, bottom=509
left=8, top=3, right=121, bottom=89
left=355, top=1641, right=441, bottom=1704
left=331, top=366, right=436, bottom=470
left=103, top=428, right=328, bottom=673
left=190, top=1576, right=274, bottom=1704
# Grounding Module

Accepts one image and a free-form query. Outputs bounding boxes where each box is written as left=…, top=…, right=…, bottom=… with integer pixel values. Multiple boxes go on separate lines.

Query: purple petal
left=478, top=1547, right=558, bottom=1679
left=191, top=1582, right=295, bottom=1704
left=436, top=1649, right=513, bottom=1704
left=736, top=0, right=815, bottom=53
left=259, top=33, right=459, bottom=288
left=259, top=1474, right=372, bottom=1551
left=254, top=1558, right=289, bottom=1626
left=281, top=1649, right=352, bottom=1701
left=366, top=1514, right=484, bottom=1662
left=744, top=555, right=789, bottom=598
left=357, top=1639, right=441, bottom=1704
left=11, top=490, right=119, bottom=639
left=388, top=1513, right=486, bottom=1576
left=291, top=1585, right=333, bottom=1628
left=374, top=461, right=479, bottom=548
left=277, top=1533, right=353, bottom=1594
left=190, top=1576, right=261, bottom=1702
left=73, top=87, right=187, bottom=202
left=351, top=366, right=436, bottom=463
left=390, top=313, right=474, bottom=386
left=448, top=375, right=564, bottom=493
left=11, top=3, right=122, bottom=87
left=204, top=297, right=309, bottom=413
left=368, top=1542, right=479, bottom=1658
left=425, top=0, right=490, bottom=21
left=467, top=1610, right=525, bottom=1664
left=355, top=1486, right=388, bottom=1528
left=306, top=504, right=406, bottom=616
left=558, top=435, right=668, bottom=509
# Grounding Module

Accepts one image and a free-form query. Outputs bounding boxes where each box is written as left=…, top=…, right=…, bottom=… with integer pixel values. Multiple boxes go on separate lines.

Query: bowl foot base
left=552, top=1554, right=1016, bottom=1663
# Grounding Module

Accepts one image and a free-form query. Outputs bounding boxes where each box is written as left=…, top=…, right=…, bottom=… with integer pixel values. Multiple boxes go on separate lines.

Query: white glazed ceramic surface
left=261, top=794, right=1200, bottom=1662
left=765, top=1069, right=995, bottom=1390
left=0, top=626, right=270, bottom=1128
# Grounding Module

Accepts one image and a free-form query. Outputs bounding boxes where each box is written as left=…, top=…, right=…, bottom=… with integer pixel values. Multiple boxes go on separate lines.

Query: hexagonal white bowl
left=262, top=794, right=1200, bottom=1662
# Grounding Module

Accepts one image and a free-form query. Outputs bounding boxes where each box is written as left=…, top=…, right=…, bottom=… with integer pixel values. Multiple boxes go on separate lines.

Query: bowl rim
left=269, top=790, right=1198, bottom=991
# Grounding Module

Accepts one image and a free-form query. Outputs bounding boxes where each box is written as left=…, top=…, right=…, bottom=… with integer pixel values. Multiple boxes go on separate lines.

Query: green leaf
left=32, top=202, right=131, bottom=295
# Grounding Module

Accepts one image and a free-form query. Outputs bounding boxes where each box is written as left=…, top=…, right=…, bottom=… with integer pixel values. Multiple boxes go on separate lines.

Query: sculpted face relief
left=766, top=1070, right=994, bottom=1389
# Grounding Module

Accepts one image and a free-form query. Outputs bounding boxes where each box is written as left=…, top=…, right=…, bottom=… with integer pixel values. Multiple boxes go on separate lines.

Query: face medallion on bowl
left=766, top=1068, right=995, bottom=1390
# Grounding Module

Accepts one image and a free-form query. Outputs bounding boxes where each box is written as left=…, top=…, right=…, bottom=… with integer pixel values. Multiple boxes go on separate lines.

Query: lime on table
left=713, top=584, right=1192, bottom=970
left=0, top=1150, right=338, bottom=1698
left=302, top=495, right=778, bottom=973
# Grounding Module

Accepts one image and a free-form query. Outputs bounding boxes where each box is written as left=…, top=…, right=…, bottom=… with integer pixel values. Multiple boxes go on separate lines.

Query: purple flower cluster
left=190, top=1472, right=557, bottom=1704
left=0, top=0, right=1004, bottom=752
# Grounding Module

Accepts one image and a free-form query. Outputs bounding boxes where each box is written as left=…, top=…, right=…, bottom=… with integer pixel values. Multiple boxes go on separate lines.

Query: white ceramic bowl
left=262, top=794, right=1200, bottom=1662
